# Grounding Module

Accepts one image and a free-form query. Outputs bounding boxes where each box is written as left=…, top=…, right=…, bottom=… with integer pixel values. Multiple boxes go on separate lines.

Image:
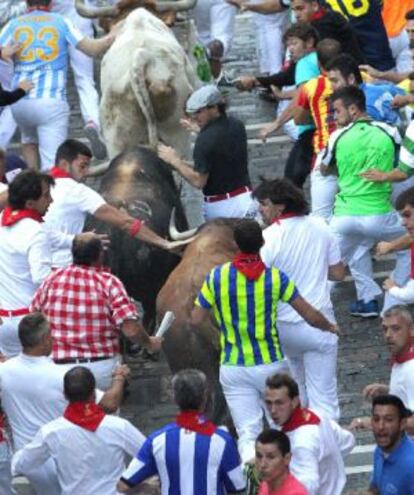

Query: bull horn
left=86, top=160, right=111, bottom=177
left=169, top=207, right=197, bottom=240
left=74, top=0, right=119, bottom=18
left=155, top=0, right=197, bottom=12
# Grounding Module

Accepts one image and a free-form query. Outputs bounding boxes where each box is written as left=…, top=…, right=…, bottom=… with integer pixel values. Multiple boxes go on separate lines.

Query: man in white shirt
left=253, top=178, right=345, bottom=420
left=12, top=365, right=146, bottom=495
left=0, top=170, right=67, bottom=356
left=265, top=373, right=355, bottom=495
left=350, top=305, right=414, bottom=435
left=0, top=312, right=129, bottom=495
left=46, top=139, right=188, bottom=268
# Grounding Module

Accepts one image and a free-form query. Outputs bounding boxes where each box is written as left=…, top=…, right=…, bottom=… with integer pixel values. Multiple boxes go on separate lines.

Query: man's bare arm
left=157, top=144, right=208, bottom=189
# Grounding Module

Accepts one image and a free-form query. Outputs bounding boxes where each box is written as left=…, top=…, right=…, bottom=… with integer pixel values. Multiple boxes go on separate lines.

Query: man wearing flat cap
left=158, top=85, right=257, bottom=220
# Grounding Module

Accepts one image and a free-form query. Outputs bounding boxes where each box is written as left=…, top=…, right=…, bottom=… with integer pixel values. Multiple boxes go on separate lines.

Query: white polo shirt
left=261, top=216, right=341, bottom=323
left=287, top=418, right=355, bottom=495
left=12, top=415, right=145, bottom=495
left=390, top=358, right=414, bottom=410
left=44, top=178, right=106, bottom=268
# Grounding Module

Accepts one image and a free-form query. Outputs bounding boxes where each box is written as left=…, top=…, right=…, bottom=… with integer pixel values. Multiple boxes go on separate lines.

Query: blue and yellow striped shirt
left=195, top=262, right=299, bottom=366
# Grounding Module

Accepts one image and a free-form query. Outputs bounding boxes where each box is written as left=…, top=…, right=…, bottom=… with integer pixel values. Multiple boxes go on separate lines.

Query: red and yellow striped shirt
left=297, top=75, right=336, bottom=154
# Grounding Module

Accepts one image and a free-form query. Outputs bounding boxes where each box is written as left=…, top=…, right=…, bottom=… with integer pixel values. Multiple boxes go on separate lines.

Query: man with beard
left=364, top=395, right=414, bottom=494
left=44, top=139, right=188, bottom=268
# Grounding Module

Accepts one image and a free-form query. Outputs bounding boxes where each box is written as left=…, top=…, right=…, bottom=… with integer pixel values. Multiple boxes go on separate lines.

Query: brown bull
left=156, top=219, right=238, bottom=420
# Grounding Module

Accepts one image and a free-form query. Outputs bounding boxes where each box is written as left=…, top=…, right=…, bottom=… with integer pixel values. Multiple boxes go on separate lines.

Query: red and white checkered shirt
left=30, top=265, right=138, bottom=360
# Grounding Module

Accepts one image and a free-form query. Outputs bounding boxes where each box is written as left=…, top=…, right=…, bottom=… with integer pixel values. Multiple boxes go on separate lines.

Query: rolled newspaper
left=155, top=311, right=176, bottom=338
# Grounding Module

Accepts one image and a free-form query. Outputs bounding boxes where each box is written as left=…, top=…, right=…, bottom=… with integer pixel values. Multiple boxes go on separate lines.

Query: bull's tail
left=130, top=48, right=158, bottom=148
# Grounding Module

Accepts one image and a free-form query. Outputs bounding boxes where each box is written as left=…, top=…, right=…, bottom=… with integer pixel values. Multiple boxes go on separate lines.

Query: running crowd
left=0, top=0, right=414, bottom=494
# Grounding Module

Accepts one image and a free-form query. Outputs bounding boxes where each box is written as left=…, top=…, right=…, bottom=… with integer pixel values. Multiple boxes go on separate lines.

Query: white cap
left=186, top=85, right=223, bottom=113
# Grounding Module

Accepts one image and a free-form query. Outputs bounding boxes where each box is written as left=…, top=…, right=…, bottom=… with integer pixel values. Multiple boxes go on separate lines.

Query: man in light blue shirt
left=369, top=394, right=414, bottom=495
left=0, top=0, right=113, bottom=171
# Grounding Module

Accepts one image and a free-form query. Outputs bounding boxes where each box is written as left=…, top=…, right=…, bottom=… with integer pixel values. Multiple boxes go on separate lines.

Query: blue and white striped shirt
left=121, top=422, right=246, bottom=495
left=0, top=10, right=83, bottom=100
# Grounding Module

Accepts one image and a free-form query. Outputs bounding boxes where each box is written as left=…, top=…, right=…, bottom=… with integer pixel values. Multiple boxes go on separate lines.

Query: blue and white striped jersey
left=0, top=10, right=83, bottom=100
left=120, top=422, right=246, bottom=495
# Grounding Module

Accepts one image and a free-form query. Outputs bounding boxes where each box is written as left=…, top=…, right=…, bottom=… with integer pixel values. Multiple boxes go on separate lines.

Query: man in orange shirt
left=382, top=0, right=414, bottom=72
left=294, top=38, right=341, bottom=220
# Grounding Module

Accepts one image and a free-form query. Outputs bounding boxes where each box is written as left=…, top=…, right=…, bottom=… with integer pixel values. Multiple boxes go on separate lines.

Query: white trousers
left=310, top=167, right=338, bottom=222
left=391, top=174, right=414, bottom=206
left=389, top=30, right=412, bottom=73
left=55, top=355, right=121, bottom=391
left=11, top=98, right=70, bottom=171
left=69, top=15, right=100, bottom=126
left=0, top=442, right=13, bottom=495
left=0, top=315, right=23, bottom=358
left=219, top=360, right=288, bottom=463
left=252, top=11, right=289, bottom=74
left=194, top=0, right=237, bottom=57
left=330, top=212, right=410, bottom=309
left=278, top=94, right=299, bottom=142
left=24, top=458, right=60, bottom=495
left=278, top=318, right=339, bottom=421
left=50, top=4, right=100, bottom=127
left=0, top=61, right=17, bottom=148
left=203, top=191, right=258, bottom=220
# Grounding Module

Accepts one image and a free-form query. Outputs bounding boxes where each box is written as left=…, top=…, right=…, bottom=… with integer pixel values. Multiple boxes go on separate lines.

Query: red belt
left=204, top=186, right=251, bottom=203
left=0, top=308, right=30, bottom=317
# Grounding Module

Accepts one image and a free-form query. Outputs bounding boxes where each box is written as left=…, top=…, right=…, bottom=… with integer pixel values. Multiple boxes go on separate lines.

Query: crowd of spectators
left=0, top=0, right=414, bottom=494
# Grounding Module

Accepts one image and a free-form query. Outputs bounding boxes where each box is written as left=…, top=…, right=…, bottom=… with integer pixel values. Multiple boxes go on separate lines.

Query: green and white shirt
left=322, top=120, right=401, bottom=216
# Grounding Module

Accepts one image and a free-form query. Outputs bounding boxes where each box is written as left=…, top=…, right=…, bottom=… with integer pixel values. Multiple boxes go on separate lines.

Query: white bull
left=76, top=2, right=199, bottom=158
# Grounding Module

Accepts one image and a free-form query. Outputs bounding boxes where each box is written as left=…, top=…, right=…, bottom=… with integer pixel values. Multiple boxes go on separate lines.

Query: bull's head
left=75, top=0, right=197, bottom=28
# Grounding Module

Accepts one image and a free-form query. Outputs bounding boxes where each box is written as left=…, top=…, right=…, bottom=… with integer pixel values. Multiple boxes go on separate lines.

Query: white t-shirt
left=287, top=418, right=355, bottom=495
left=390, top=359, right=414, bottom=410
left=0, top=213, right=74, bottom=309
left=0, top=217, right=52, bottom=309
left=12, top=415, right=145, bottom=495
left=0, top=182, right=7, bottom=194
left=0, top=354, right=104, bottom=451
left=261, top=216, right=341, bottom=323
left=44, top=178, right=106, bottom=268
left=0, top=355, right=68, bottom=450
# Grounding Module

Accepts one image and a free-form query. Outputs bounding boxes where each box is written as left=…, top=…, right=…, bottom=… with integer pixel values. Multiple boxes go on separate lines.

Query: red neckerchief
left=411, top=244, right=414, bottom=279
left=1, top=206, right=43, bottom=227
left=282, top=407, right=320, bottom=433
left=233, top=252, right=266, bottom=281
left=176, top=411, right=217, bottom=436
left=49, top=167, right=71, bottom=179
left=64, top=401, right=106, bottom=432
left=392, top=339, right=414, bottom=365
left=28, top=6, right=50, bottom=12
left=271, top=212, right=301, bottom=225
left=310, top=7, right=326, bottom=21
